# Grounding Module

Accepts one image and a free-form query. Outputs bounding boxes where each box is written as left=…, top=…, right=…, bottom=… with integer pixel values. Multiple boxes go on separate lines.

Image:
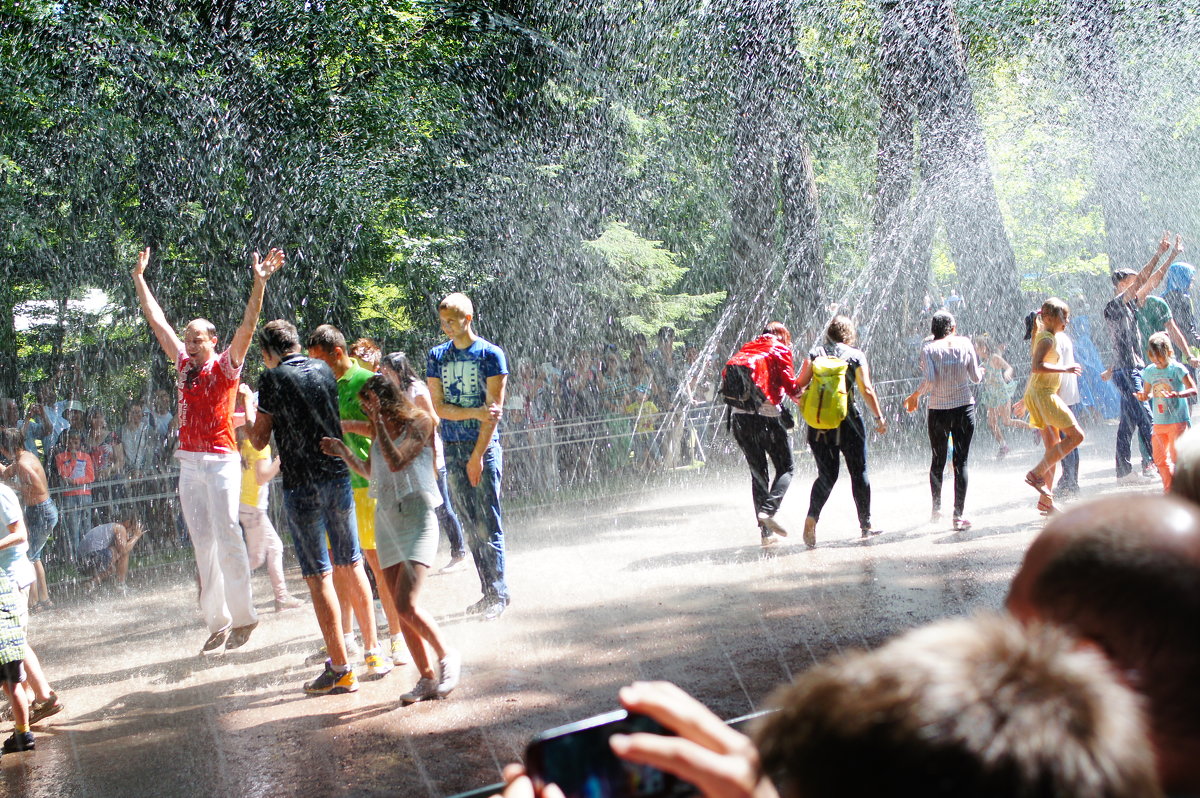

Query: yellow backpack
left=802, top=350, right=849, bottom=429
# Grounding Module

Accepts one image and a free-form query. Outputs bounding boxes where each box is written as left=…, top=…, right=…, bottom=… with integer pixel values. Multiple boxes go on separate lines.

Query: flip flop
left=1025, top=470, right=1049, bottom=496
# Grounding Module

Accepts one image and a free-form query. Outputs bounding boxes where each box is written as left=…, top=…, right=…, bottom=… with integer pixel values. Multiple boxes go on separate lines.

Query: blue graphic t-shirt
left=427, top=338, right=509, bottom=443
left=1141, top=361, right=1191, bottom=426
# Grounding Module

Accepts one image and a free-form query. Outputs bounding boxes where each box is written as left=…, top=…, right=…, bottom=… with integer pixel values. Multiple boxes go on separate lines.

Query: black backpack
left=719, top=363, right=767, bottom=412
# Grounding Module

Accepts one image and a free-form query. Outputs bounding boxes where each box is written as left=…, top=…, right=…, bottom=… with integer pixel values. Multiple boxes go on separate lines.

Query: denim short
left=282, top=475, right=362, bottom=578
left=79, top=547, right=113, bottom=578
left=24, top=499, right=58, bottom=563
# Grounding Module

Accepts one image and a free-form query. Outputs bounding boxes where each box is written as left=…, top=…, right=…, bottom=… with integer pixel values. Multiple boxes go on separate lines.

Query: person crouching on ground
left=77, top=514, right=146, bottom=592
left=322, top=376, right=461, bottom=704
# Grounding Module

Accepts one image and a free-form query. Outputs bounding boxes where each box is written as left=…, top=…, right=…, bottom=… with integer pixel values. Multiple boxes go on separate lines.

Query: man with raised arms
left=132, top=245, right=283, bottom=655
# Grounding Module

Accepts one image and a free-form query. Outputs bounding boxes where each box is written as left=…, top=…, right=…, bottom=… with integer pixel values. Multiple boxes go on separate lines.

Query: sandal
left=1036, top=494, right=1058, bottom=516
left=1024, top=470, right=1049, bottom=496
left=952, top=517, right=972, bottom=532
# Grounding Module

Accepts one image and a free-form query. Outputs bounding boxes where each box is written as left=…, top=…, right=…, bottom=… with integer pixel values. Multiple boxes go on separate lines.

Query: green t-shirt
left=337, top=363, right=374, bottom=488
left=1136, top=295, right=1173, bottom=350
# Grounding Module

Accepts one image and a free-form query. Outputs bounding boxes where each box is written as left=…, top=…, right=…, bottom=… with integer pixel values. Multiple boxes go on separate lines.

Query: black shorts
left=0, top=660, right=24, bottom=685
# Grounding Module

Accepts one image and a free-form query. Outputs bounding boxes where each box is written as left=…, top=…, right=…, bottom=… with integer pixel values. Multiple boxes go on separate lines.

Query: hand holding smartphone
left=524, top=709, right=693, bottom=798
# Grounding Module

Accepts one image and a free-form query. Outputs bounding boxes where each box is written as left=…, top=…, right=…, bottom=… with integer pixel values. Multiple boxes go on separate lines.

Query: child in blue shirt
left=1136, top=331, right=1197, bottom=492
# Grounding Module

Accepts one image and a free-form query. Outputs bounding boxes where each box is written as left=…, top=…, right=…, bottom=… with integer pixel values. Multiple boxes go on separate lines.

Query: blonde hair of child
left=438, top=292, right=474, bottom=318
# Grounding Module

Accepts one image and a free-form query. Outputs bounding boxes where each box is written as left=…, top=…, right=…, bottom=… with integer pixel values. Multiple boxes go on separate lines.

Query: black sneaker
left=481, top=600, right=507, bottom=621
left=201, top=625, right=230, bottom=654
left=465, top=597, right=491, bottom=615
left=225, top=621, right=258, bottom=651
left=3, top=731, right=34, bottom=752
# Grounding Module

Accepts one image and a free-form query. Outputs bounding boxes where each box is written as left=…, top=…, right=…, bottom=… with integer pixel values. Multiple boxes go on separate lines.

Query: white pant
left=239, top=504, right=289, bottom=601
left=178, top=458, right=257, bottom=632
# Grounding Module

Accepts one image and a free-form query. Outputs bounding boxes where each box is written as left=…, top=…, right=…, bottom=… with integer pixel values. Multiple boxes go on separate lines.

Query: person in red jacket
left=54, top=429, right=94, bottom=561
left=724, top=322, right=803, bottom=545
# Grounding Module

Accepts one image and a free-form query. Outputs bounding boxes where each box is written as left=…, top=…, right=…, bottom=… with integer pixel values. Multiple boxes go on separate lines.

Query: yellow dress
left=1022, top=330, right=1078, bottom=431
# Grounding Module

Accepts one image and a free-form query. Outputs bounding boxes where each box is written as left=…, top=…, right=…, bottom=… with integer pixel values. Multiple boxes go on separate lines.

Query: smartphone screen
left=524, top=709, right=694, bottom=798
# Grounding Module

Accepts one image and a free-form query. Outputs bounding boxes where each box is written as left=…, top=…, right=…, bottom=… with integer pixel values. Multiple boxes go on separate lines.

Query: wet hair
left=0, top=427, right=22, bottom=456
left=1024, top=310, right=1040, bottom=341
left=359, top=374, right=429, bottom=429
left=306, top=324, right=346, bottom=353
left=185, top=318, right=218, bottom=339
left=1147, top=331, right=1172, bottom=360
left=1111, top=268, right=1138, bottom=286
left=257, top=320, right=301, bottom=358
left=973, top=334, right=991, bottom=355
left=1026, top=500, right=1200, bottom=741
left=379, top=352, right=420, bottom=391
left=755, top=614, right=1160, bottom=798
left=825, top=315, right=856, bottom=346
left=930, top=311, right=954, bottom=340
left=350, top=338, right=381, bottom=367
left=438, top=292, right=473, bottom=318
left=1042, top=297, right=1069, bottom=322
left=762, top=321, right=792, bottom=346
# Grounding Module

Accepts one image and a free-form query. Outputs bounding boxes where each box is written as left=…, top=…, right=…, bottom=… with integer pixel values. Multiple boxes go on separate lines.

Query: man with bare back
left=0, top=429, right=56, bottom=609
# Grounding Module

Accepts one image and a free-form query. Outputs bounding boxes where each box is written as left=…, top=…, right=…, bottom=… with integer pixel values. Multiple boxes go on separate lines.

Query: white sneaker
left=400, top=677, right=441, bottom=704
left=344, top=635, right=362, bottom=661
left=364, top=648, right=394, bottom=678
left=437, top=650, right=461, bottom=697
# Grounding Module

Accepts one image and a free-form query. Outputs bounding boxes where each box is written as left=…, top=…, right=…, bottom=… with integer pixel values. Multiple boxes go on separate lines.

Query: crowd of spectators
left=0, top=327, right=726, bottom=571
left=500, top=327, right=721, bottom=493
left=0, top=380, right=184, bottom=567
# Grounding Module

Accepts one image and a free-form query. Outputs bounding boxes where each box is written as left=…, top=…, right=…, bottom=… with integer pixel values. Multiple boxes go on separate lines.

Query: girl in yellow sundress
left=1022, top=298, right=1085, bottom=515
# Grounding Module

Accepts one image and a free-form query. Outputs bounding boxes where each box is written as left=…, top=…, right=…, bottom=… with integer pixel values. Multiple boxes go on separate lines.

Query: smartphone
left=524, top=709, right=694, bottom=798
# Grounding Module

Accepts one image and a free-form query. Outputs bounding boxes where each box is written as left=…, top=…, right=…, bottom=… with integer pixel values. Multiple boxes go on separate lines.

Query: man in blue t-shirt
left=427, top=293, right=510, bottom=620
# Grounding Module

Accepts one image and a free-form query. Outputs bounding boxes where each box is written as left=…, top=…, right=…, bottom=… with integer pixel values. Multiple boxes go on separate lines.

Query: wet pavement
left=3, top=423, right=1163, bottom=796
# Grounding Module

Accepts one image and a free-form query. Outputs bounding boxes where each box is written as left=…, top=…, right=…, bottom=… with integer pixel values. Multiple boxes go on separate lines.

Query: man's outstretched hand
left=133, top=246, right=151, bottom=279
left=252, top=248, right=286, bottom=281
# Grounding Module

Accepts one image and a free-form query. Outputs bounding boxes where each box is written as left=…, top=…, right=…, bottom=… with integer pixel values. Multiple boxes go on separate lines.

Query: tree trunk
left=1069, top=0, right=1144, bottom=272
left=0, top=280, right=18, bottom=397
left=781, top=142, right=824, bottom=337
left=907, top=0, right=1022, bottom=338
left=727, top=5, right=782, bottom=348
left=865, top=0, right=932, bottom=360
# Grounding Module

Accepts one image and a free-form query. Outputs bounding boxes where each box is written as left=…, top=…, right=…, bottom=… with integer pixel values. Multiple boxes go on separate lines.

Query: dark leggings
left=806, top=415, right=871, bottom=529
left=928, top=404, right=975, bottom=518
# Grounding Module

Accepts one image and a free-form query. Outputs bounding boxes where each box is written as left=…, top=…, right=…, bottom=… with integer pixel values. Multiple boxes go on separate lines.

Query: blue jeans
left=60, top=493, right=92, bottom=560
left=1112, top=368, right=1154, bottom=477
left=25, top=499, right=59, bottom=562
left=1058, top=403, right=1082, bottom=492
left=436, top=466, right=467, bottom=559
left=282, top=475, right=361, bottom=578
left=445, top=440, right=507, bottom=604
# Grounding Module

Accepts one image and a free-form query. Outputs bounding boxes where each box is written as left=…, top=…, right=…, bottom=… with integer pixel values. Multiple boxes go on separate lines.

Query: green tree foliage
left=580, top=221, right=725, bottom=340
